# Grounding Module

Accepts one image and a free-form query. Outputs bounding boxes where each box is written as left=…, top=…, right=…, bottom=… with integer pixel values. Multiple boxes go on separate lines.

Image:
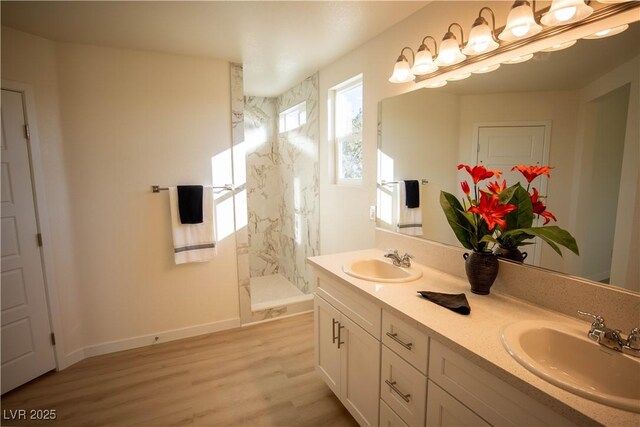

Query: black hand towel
left=404, top=180, right=420, bottom=208
left=417, top=291, right=471, bottom=315
left=177, top=185, right=204, bottom=224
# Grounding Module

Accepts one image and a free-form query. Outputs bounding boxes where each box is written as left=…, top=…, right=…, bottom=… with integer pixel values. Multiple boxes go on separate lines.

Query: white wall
left=2, top=27, right=85, bottom=359
left=318, top=1, right=515, bottom=255
left=2, top=26, right=240, bottom=362
left=573, top=56, right=640, bottom=291
left=378, top=89, right=459, bottom=245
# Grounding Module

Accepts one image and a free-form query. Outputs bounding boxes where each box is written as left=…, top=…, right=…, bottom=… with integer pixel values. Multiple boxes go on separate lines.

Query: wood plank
left=1, top=313, right=357, bottom=426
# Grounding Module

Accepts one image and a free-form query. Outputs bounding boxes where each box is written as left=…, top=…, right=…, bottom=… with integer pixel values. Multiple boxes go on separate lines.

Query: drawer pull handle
left=386, top=332, right=413, bottom=350
left=332, top=319, right=339, bottom=344
left=337, top=323, right=345, bottom=349
left=385, top=380, right=411, bottom=402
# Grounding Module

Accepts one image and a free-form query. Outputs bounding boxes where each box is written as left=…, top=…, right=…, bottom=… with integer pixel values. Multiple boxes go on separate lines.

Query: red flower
left=530, top=188, right=557, bottom=225
left=458, top=164, right=502, bottom=184
left=468, top=192, right=517, bottom=231
left=512, top=164, right=553, bottom=183
left=485, top=180, right=506, bottom=196
left=460, top=181, right=470, bottom=195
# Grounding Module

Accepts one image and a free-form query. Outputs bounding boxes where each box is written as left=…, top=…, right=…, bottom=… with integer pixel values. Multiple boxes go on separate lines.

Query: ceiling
left=1, top=1, right=428, bottom=97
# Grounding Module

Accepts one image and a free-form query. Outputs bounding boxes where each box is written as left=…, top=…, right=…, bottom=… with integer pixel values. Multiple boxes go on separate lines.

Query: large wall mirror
left=377, top=21, right=639, bottom=293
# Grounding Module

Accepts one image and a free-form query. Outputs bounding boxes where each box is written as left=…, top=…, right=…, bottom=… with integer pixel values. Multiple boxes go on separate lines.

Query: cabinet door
left=314, top=295, right=341, bottom=396
left=340, top=314, right=380, bottom=427
left=426, top=381, right=490, bottom=427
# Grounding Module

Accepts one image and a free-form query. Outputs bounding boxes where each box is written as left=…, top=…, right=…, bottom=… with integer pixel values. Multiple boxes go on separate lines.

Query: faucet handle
left=401, top=253, right=414, bottom=259
left=386, top=248, right=399, bottom=255
left=577, top=311, right=606, bottom=328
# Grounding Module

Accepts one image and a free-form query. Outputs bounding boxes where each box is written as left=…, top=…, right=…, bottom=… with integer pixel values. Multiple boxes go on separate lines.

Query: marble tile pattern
left=245, top=96, right=282, bottom=278
left=275, top=74, right=320, bottom=295
left=229, top=63, right=253, bottom=325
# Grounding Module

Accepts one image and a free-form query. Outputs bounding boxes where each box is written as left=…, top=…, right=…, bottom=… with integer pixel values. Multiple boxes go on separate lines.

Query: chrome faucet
left=384, top=249, right=414, bottom=267
left=578, top=311, right=640, bottom=357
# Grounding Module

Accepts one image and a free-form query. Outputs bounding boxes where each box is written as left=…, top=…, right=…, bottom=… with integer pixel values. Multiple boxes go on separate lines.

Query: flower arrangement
left=440, top=164, right=579, bottom=258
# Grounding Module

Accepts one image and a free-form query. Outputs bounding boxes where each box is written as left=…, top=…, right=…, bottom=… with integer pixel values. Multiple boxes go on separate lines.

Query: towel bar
left=380, top=179, right=428, bottom=186
left=151, top=184, right=233, bottom=193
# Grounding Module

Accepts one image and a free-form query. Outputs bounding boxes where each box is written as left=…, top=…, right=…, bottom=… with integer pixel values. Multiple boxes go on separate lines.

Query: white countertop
left=308, top=248, right=640, bottom=427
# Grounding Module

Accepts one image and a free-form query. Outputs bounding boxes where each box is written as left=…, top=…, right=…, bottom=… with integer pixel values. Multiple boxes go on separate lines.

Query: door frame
left=472, top=121, right=552, bottom=267
left=2, top=79, right=66, bottom=370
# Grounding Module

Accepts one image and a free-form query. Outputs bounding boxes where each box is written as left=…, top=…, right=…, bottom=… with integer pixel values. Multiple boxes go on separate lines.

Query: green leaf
left=520, top=226, right=580, bottom=256
left=504, top=185, right=534, bottom=231
left=440, top=191, right=474, bottom=250
left=498, top=183, right=519, bottom=204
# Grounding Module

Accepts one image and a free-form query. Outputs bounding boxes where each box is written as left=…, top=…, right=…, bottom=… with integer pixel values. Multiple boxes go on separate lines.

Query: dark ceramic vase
left=493, top=245, right=528, bottom=263
left=463, top=251, right=499, bottom=295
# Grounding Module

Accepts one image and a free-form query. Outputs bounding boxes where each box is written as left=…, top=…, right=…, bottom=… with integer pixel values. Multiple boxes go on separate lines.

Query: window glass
left=333, top=77, right=363, bottom=184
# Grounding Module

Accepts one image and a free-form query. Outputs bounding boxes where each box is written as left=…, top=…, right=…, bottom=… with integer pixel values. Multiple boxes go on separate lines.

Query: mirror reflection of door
left=474, top=123, right=550, bottom=266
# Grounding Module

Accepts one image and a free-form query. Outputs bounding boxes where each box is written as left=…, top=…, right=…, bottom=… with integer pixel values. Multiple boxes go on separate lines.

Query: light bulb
left=511, top=24, right=530, bottom=37
left=554, top=6, right=576, bottom=21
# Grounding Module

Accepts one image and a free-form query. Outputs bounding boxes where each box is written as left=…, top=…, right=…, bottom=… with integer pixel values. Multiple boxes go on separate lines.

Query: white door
left=1, top=89, right=56, bottom=393
left=475, top=123, right=550, bottom=266
left=340, top=314, right=380, bottom=427
left=314, top=295, right=341, bottom=396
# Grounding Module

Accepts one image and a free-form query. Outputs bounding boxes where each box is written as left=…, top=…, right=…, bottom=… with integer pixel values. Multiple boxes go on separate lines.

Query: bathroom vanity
left=308, top=246, right=640, bottom=427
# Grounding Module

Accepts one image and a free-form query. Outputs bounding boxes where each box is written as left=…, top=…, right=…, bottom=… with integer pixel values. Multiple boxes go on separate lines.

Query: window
left=279, top=101, right=306, bottom=133
left=331, top=75, right=363, bottom=184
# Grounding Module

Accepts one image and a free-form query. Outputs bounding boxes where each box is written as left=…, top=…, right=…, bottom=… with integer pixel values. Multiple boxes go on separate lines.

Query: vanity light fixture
left=499, top=1, right=543, bottom=41
left=463, top=7, right=500, bottom=55
left=388, top=1, right=637, bottom=86
left=502, top=53, right=535, bottom=64
left=388, top=47, right=415, bottom=83
left=472, top=63, right=501, bottom=74
left=424, top=80, right=448, bottom=88
left=541, top=0, right=593, bottom=26
left=541, top=39, right=578, bottom=51
left=448, top=73, right=472, bottom=81
left=583, top=23, right=629, bottom=38
left=411, top=36, right=439, bottom=75
left=434, top=23, right=467, bottom=66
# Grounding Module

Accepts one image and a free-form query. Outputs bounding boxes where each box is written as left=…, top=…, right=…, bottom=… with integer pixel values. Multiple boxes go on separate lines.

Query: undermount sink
left=342, top=258, right=423, bottom=283
left=501, top=320, right=640, bottom=413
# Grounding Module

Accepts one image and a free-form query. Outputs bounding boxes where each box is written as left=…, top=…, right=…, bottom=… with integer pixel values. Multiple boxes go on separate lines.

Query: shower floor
left=250, top=274, right=313, bottom=311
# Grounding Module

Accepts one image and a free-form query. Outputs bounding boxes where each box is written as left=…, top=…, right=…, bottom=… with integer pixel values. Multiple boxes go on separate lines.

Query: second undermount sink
left=342, top=258, right=423, bottom=283
left=501, top=320, right=640, bottom=413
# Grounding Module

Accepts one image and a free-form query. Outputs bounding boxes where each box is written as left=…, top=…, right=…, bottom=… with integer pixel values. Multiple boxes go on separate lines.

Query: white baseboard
left=58, top=347, right=86, bottom=370
left=59, top=317, right=241, bottom=368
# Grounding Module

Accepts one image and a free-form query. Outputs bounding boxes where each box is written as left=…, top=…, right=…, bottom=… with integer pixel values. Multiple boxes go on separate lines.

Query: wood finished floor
left=1, top=313, right=358, bottom=427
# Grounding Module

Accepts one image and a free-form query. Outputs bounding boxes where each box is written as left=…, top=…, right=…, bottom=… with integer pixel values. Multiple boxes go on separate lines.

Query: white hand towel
left=169, top=187, right=217, bottom=264
left=397, top=183, right=423, bottom=236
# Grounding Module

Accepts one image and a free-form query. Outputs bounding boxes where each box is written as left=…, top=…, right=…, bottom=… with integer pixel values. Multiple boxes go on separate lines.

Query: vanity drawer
left=381, top=346, right=427, bottom=427
left=428, top=340, right=576, bottom=427
left=382, top=309, right=429, bottom=374
left=379, top=399, right=408, bottom=427
left=426, top=380, right=490, bottom=427
left=315, top=272, right=381, bottom=339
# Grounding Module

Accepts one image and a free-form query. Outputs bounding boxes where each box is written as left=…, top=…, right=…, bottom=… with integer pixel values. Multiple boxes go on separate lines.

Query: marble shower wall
left=244, top=96, right=281, bottom=278
left=243, top=74, right=320, bottom=295
left=276, top=74, right=320, bottom=294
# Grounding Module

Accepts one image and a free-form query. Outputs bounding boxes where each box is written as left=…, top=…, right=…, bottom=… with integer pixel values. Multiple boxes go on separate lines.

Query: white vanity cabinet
left=314, top=273, right=381, bottom=427
left=311, top=267, right=579, bottom=427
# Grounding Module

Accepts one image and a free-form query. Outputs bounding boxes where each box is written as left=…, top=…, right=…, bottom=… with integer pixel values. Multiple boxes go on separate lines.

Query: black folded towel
left=417, top=291, right=471, bottom=315
left=177, top=185, right=204, bottom=224
left=404, top=180, right=420, bottom=208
